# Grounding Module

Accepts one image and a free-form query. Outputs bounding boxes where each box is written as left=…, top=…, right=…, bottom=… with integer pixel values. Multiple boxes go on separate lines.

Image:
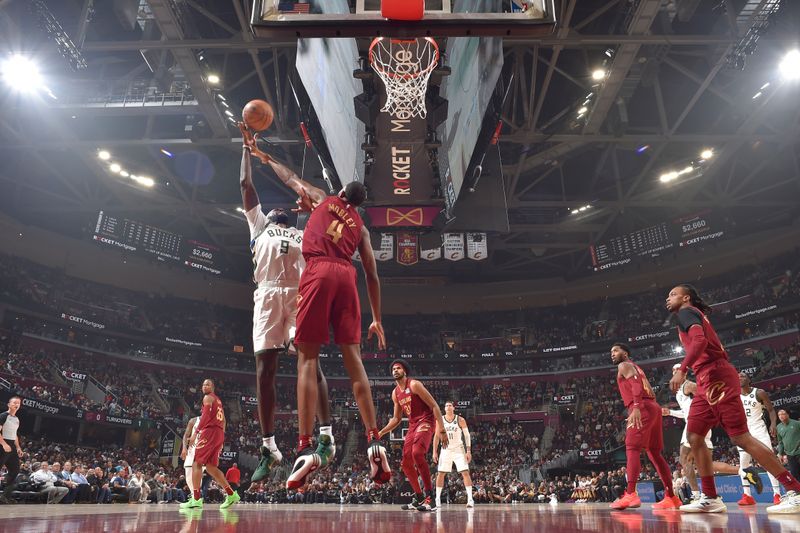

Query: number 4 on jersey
left=326, top=220, right=344, bottom=244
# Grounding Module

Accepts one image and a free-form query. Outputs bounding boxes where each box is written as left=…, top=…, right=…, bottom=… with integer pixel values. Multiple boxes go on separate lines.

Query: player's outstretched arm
left=759, top=388, right=779, bottom=438
left=266, top=157, right=326, bottom=208
left=378, top=390, right=402, bottom=438
left=432, top=421, right=441, bottom=460
left=410, top=381, right=448, bottom=448
left=358, top=227, right=385, bottom=351
left=238, top=123, right=260, bottom=212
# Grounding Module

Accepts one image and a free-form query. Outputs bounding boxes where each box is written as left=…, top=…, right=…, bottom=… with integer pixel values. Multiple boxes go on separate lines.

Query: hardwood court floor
left=0, top=502, right=797, bottom=533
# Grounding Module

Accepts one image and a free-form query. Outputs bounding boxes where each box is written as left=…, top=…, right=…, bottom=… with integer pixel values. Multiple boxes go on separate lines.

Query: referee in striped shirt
left=0, top=396, right=24, bottom=503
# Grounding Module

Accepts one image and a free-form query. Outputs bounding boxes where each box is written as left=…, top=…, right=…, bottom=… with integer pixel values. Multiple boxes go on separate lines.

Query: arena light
left=119, top=170, right=130, bottom=177
left=673, top=346, right=683, bottom=354
left=159, top=148, right=174, bottom=158
left=109, top=163, right=121, bottom=173
left=700, top=148, right=714, bottom=160
left=133, top=175, right=155, bottom=188
left=224, top=109, right=234, bottom=117
left=97, top=150, right=111, bottom=161
left=1, top=55, right=42, bottom=92
left=235, top=207, right=246, bottom=214
left=779, top=50, right=800, bottom=80
left=577, top=106, right=588, bottom=115
left=591, top=69, right=606, bottom=81
left=207, top=74, right=220, bottom=85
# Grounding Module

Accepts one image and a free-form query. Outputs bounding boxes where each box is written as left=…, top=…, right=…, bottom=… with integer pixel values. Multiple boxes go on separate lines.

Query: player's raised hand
left=238, top=122, right=255, bottom=148
left=292, top=188, right=315, bottom=213
left=368, top=321, right=386, bottom=351
left=669, top=368, right=686, bottom=393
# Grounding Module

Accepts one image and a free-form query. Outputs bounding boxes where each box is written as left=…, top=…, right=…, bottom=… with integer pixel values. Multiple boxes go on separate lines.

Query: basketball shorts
left=295, top=257, right=361, bottom=345
left=687, top=360, right=748, bottom=438
left=253, top=283, right=298, bottom=354
left=625, top=400, right=664, bottom=451
left=680, top=426, right=713, bottom=449
left=403, top=422, right=434, bottom=461
left=738, top=424, right=772, bottom=453
left=438, top=447, right=469, bottom=473
left=193, top=428, right=224, bottom=467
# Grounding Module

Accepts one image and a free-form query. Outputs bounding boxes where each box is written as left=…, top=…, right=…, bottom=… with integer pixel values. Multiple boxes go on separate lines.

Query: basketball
left=242, top=99, right=274, bottom=131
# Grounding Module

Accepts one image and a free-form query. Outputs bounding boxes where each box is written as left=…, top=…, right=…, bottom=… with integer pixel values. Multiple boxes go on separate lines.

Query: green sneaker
left=179, top=497, right=203, bottom=510
left=252, top=446, right=282, bottom=483
left=220, top=491, right=240, bottom=510
left=315, top=434, right=334, bottom=467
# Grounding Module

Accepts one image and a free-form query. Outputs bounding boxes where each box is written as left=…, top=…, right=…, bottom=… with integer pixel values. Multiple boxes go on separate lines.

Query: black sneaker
left=417, top=496, right=433, bottom=512
left=742, top=466, right=764, bottom=494
left=428, top=497, right=438, bottom=511
left=401, top=494, right=422, bottom=510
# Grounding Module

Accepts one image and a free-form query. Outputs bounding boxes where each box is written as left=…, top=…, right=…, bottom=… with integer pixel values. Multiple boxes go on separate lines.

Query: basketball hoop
left=368, top=37, right=439, bottom=120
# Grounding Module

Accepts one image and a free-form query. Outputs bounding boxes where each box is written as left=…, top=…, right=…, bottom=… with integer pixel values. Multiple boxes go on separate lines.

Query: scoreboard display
left=93, top=211, right=222, bottom=275
left=590, top=211, right=725, bottom=271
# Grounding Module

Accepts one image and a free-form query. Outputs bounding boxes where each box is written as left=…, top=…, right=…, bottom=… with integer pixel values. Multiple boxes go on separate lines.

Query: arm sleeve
left=679, top=322, right=708, bottom=373
left=463, top=428, right=471, bottom=449
left=626, top=376, right=644, bottom=407
left=669, top=409, right=686, bottom=419
left=245, top=205, right=268, bottom=240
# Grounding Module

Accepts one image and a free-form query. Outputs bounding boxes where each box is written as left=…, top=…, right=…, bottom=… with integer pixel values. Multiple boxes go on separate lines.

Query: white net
left=369, top=37, right=439, bottom=120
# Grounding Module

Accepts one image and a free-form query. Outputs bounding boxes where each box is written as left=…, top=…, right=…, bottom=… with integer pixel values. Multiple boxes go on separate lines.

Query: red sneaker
left=653, top=495, right=682, bottom=509
left=737, top=494, right=756, bottom=506
left=610, top=492, right=641, bottom=510
left=773, top=493, right=782, bottom=504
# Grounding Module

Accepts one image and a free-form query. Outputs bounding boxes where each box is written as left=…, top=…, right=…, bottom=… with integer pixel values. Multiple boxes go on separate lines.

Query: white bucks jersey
left=443, top=415, right=464, bottom=451
left=245, top=205, right=304, bottom=285
left=676, top=383, right=693, bottom=417
left=740, top=388, right=767, bottom=433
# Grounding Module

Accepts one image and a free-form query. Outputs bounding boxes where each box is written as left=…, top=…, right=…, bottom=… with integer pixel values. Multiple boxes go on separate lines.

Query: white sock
left=768, top=472, right=781, bottom=495
left=467, top=485, right=473, bottom=502
left=436, top=487, right=442, bottom=502
left=320, top=425, right=333, bottom=438
left=263, top=436, right=278, bottom=451
left=692, top=490, right=700, bottom=499
left=742, top=484, right=751, bottom=497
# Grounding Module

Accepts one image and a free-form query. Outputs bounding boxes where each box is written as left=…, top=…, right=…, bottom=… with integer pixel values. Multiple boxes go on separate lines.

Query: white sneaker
left=767, top=491, right=800, bottom=514
left=466, top=500, right=474, bottom=508
left=435, top=500, right=441, bottom=508
left=680, top=494, right=727, bottom=513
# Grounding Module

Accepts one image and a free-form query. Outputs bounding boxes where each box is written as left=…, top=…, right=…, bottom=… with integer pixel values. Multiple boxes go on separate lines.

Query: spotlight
left=591, top=69, right=606, bottom=81
left=1, top=55, right=42, bottom=92
left=134, top=176, right=155, bottom=188
left=578, top=106, right=588, bottom=114
left=224, top=109, right=234, bottom=117
left=779, top=50, right=800, bottom=80
left=160, top=148, right=174, bottom=158
left=98, top=150, right=111, bottom=160
left=673, top=346, right=683, bottom=354
left=109, top=163, right=121, bottom=173
left=207, top=74, right=220, bottom=85
left=700, top=149, right=713, bottom=160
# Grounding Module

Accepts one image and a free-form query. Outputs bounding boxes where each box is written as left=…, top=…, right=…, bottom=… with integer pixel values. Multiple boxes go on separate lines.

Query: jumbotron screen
left=590, top=211, right=725, bottom=271
left=92, top=211, right=222, bottom=275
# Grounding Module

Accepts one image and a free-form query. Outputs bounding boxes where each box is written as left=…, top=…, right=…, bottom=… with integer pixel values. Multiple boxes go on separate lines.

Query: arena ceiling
left=0, top=0, right=799, bottom=283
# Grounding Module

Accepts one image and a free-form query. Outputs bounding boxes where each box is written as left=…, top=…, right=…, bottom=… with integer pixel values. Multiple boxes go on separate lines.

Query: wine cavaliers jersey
left=198, top=393, right=225, bottom=431
left=676, top=306, right=729, bottom=372
left=395, top=379, right=434, bottom=427
left=617, top=362, right=656, bottom=409
left=302, top=196, right=364, bottom=262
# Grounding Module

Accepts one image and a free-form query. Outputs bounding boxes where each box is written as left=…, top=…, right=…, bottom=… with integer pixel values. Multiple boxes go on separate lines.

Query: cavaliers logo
left=195, top=437, right=208, bottom=450
left=386, top=208, right=424, bottom=226
left=706, top=381, right=728, bottom=406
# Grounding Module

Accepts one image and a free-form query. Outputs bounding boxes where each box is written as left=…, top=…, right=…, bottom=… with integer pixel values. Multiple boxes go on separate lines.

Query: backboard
left=251, top=0, right=557, bottom=39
